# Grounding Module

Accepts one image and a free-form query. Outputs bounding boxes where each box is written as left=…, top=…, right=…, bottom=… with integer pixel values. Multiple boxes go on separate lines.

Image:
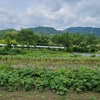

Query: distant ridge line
left=0, top=26, right=100, bottom=36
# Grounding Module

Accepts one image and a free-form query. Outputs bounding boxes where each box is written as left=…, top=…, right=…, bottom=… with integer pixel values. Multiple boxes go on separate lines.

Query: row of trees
left=0, top=29, right=100, bottom=52
left=51, top=33, right=100, bottom=52
left=1, top=29, right=49, bottom=46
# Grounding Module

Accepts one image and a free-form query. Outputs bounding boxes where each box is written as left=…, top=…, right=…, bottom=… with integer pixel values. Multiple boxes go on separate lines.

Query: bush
left=0, top=47, right=8, bottom=55
left=67, top=47, right=73, bottom=52
left=70, top=54, right=82, bottom=57
left=90, top=54, right=96, bottom=57
left=58, top=48, right=64, bottom=51
left=90, top=47, right=97, bottom=52
left=73, top=46, right=92, bottom=52
left=0, top=47, right=27, bottom=55
left=8, top=49, right=22, bottom=55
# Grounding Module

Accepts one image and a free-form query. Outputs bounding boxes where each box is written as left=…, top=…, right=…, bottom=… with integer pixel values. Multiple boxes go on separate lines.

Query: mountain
left=0, top=27, right=100, bottom=38
left=27, top=26, right=63, bottom=34
left=64, top=27, right=100, bottom=36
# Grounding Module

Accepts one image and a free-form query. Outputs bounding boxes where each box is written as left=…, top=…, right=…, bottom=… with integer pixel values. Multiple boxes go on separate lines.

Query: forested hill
left=27, top=26, right=63, bottom=34
left=0, top=27, right=100, bottom=37
left=65, top=27, right=100, bottom=36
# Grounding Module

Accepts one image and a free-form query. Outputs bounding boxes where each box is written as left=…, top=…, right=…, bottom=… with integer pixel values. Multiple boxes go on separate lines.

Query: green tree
left=38, top=34, right=49, bottom=46
left=51, top=34, right=62, bottom=45
left=11, top=39, right=17, bottom=48
left=17, top=29, right=35, bottom=45
left=60, top=32, right=73, bottom=49
left=0, top=39, right=6, bottom=44
left=4, top=31, right=18, bottom=40
left=86, top=34, right=99, bottom=46
left=5, top=36, right=12, bottom=48
left=73, top=33, right=86, bottom=46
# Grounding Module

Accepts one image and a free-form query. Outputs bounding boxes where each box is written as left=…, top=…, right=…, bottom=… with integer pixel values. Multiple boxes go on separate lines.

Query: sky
left=0, top=0, right=100, bottom=30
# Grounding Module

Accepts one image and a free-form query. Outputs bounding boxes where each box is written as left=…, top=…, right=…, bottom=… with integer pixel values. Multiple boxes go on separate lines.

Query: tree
left=17, top=29, right=35, bottom=45
left=86, top=34, right=99, bottom=46
left=38, top=34, right=49, bottom=46
left=4, top=36, right=12, bottom=48
left=0, top=39, right=6, bottom=44
left=3, top=31, right=18, bottom=49
left=60, top=32, right=73, bottom=49
left=4, top=31, right=18, bottom=40
left=33, top=34, right=40, bottom=46
left=73, top=33, right=86, bottom=46
left=11, top=39, right=17, bottom=48
left=51, top=34, right=62, bottom=45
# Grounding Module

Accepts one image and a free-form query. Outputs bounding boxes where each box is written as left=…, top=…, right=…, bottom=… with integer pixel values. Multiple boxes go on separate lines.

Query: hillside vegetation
left=0, top=28, right=100, bottom=54
left=0, top=26, right=100, bottom=36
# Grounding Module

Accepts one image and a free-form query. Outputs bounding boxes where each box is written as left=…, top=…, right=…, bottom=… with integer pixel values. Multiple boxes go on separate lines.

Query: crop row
left=0, top=66, right=100, bottom=95
left=0, top=55, right=100, bottom=64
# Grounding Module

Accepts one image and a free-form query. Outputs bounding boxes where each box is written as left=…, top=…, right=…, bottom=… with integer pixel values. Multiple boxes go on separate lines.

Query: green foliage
left=73, top=46, right=98, bottom=53
left=66, top=27, right=100, bottom=36
left=0, top=47, right=7, bottom=55
left=7, top=49, right=23, bottom=55
left=70, top=67, right=100, bottom=92
left=37, top=34, right=49, bottom=46
left=5, top=36, right=12, bottom=48
left=0, top=47, right=26, bottom=55
left=0, top=64, right=13, bottom=71
left=0, top=28, right=16, bottom=39
left=0, top=28, right=99, bottom=52
left=0, top=67, right=100, bottom=95
left=60, top=32, right=73, bottom=48
left=0, top=39, right=6, bottom=44
left=90, top=54, right=96, bottom=57
left=90, top=47, right=97, bottom=52
left=4, top=31, right=17, bottom=40
left=49, top=69, right=71, bottom=95
left=20, top=77, right=34, bottom=91
left=27, top=26, right=62, bottom=34
left=11, top=39, right=17, bottom=46
left=17, top=29, right=35, bottom=45
left=67, top=47, right=73, bottom=52
left=51, top=32, right=99, bottom=52
left=70, top=54, right=82, bottom=57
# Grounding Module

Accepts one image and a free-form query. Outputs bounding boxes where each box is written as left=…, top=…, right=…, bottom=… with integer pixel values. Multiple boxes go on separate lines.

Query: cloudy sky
left=0, top=0, right=100, bottom=30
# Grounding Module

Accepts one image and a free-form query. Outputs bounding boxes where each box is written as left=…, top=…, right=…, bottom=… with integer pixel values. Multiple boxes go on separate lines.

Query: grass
left=22, top=49, right=70, bottom=57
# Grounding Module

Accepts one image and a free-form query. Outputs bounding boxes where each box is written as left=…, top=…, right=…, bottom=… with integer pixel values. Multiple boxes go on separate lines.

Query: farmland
left=0, top=49, right=100, bottom=68
left=0, top=49, right=100, bottom=100
left=1, top=0, right=100, bottom=99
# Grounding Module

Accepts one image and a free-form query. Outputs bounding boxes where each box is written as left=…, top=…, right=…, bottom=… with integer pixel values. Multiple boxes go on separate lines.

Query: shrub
left=70, top=54, right=82, bottom=57
left=67, top=47, right=73, bottom=52
left=0, top=47, right=8, bottom=55
left=0, top=47, right=27, bottom=55
left=90, top=54, right=96, bottom=57
left=90, top=47, right=97, bottom=52
left=7, top=49, right=22, bottom=55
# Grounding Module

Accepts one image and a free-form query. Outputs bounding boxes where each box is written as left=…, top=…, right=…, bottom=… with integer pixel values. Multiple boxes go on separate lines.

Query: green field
left=0, top=49, right=100, bottom=68
left=0, top=49, right=100, bottom=100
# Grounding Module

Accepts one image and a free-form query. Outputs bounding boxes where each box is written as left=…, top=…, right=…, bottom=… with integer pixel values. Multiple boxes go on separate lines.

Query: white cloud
left=0, top=0, right=100, bottom=30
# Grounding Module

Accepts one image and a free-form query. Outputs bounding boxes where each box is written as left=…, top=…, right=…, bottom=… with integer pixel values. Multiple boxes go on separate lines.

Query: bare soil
left=0, top=89, right=100, bottom=100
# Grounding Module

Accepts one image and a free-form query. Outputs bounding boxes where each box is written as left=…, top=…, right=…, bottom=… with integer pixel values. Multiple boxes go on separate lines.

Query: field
left=0, top=49, right=100, bottom=68
left=0, top=49, right=100, bottom=100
